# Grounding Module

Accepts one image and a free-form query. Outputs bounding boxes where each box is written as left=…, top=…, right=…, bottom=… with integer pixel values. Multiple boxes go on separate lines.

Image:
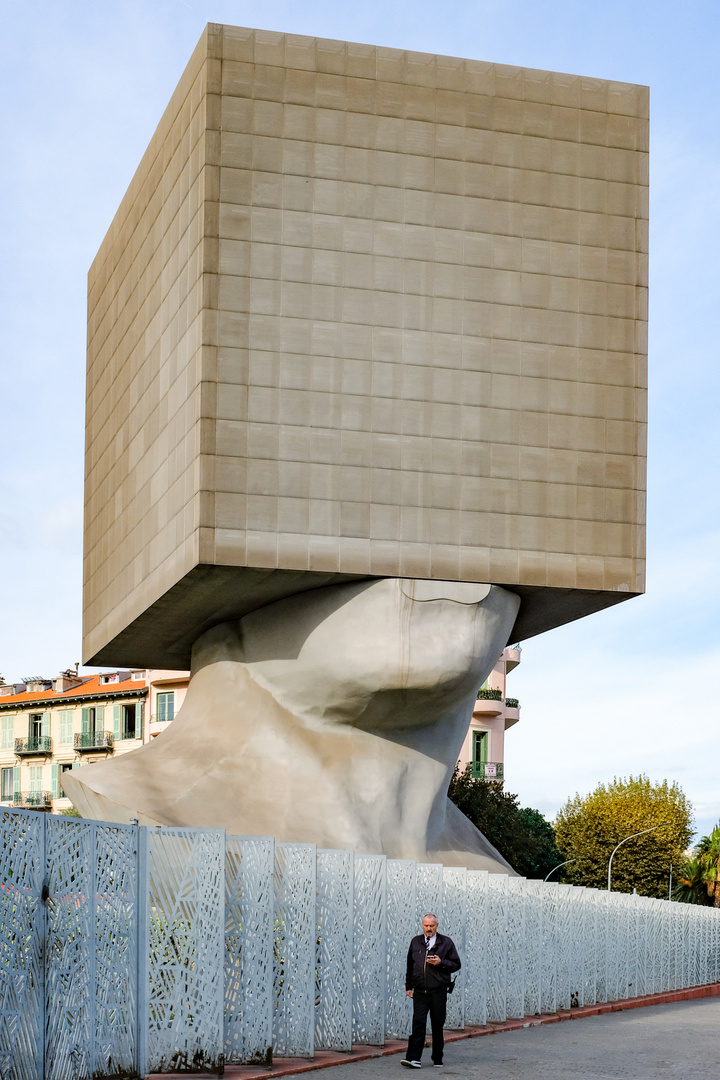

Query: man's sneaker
left=432, top=1065, right=443, bottom=1069
left=401, top=1061, right=422, bottom=1069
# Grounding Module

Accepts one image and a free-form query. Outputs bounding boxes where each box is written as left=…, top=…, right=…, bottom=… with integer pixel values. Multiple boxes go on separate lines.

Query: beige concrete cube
left=84, top=24, right=648, bottom=668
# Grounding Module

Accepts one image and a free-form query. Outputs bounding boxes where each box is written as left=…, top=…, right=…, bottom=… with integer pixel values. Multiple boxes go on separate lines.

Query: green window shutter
left=113, top=705, right=121, bottom=740
left=71, top=762, right=80, bottom=771
left=41, top=712, right=51, bottom=739
left=473, top=731, right=488, bottom=765
left=135, top=702, right=142, bottom=739
left=1, top=715, right=14, bottom=750
left=13, top=766, right=21, bottom=796
left=96, top=706, right=104, bottom=731
left=51, top=764, right=59, bottom=799
left=29, top=766, right=42, bottom=793
left=59, top=711, right=73, bottom=745
left=81, top=707, right=90, bottom=735
left=157, top=693, right=175, bottom=723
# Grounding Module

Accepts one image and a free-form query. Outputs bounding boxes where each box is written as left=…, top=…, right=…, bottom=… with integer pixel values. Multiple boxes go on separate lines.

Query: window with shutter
left=1, top=715, right=14, bottom=750
left=473, top=731, right=488, bottom=766
left=41, top=712, right=51, bottom=738
left=29, top=766, right=42, bottom=793
left=135, top=702, right=142, bottom=738
left=13, top=767, right=21, bottom=796
left=51, top=764, right=59, bottom=799
left=59, top=711, right=73, bottom=745
left=157, top=692, right=175, bottom=722
left=113, top=705, right=122, bottom=740
left=1, top=767, right=13, bottom=801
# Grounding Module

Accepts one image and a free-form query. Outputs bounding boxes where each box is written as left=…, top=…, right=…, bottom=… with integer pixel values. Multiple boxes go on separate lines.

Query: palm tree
left=674, top=825, right=720, bottom=906
left=696, top=826, right=720, bottom=907
left=673, top=856, right=707, bottom=905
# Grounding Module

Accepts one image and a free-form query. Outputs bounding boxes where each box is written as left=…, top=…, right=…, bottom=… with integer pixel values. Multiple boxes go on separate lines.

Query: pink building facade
left=457, top=646, right=521, bottom=783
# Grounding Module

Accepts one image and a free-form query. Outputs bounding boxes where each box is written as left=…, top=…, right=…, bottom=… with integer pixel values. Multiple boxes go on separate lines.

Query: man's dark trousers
left=407, top=988, right=447, bottom=1064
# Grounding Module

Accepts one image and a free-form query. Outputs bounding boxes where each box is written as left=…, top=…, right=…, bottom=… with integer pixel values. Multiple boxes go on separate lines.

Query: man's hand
left=406, top=990, right=413, bottom=998
left=426, top=955, right=441, bottom=965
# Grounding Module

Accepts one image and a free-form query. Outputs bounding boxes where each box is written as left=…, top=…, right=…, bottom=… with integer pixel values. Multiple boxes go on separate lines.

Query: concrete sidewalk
left=312, top=996, right=720, bottom=1079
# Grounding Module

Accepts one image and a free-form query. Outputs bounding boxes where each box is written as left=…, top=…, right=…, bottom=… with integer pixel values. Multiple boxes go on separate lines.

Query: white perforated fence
left=2, top=807, right=720, bottom=1078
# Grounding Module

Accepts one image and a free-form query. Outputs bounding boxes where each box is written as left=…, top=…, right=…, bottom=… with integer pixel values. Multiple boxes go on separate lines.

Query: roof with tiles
left=0, top=673, right=148, bottom=709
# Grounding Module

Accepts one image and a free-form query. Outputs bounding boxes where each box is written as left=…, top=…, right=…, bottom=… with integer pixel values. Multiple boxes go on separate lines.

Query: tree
left=554, top=775, right=693, bottom=897
left=448, top=765, right=565, bottom=879
left=674, top=824, right=720, bottom=906
left=694, top=826, right=720, bottom=906
left=673, top=856, right=707, bottom=905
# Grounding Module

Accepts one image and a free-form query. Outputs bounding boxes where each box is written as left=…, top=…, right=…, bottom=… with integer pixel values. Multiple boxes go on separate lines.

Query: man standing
left=401, top=913, right=461, bottom=1069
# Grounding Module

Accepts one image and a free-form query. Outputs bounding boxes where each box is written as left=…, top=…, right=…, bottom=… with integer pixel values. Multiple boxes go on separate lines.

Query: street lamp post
left=544, top=858, right=577, bottom=882
left=607, top=824, right=668, bottom=892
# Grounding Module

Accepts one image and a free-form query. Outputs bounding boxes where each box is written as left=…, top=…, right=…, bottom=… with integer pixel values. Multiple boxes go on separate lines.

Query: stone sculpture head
left=64, top=577, right=520, bottom=871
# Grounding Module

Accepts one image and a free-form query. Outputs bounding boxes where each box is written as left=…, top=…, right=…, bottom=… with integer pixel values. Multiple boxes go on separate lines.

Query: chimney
left=55, top=669, right=83, bottom=692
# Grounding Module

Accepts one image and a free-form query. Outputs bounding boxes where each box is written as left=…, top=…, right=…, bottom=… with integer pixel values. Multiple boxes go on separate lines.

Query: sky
left=1, top=0, right=720, bottom=836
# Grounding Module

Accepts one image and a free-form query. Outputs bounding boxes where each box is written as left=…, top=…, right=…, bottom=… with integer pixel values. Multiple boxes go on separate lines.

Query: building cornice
left=0, top=687, right=148, bottom=712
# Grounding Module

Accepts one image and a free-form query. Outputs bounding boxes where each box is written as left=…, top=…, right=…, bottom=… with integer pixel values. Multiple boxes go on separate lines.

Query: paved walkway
left=311, top=997, right=720, bottom=1079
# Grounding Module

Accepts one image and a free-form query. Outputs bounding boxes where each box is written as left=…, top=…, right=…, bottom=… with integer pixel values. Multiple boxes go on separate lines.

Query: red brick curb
left=154, top=982, right=720, bottom=1079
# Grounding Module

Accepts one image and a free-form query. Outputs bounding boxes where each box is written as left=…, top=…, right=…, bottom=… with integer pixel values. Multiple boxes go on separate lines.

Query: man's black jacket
left=405, top=933, right=461, bottom=992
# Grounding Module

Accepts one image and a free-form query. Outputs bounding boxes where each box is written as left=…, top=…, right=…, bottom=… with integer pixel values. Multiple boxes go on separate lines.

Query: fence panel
left=626, top=893, right=639, bottom=999
left=618, top=893, right=633, bottom=998
left=442, top=867, right=467, bottom=1030
left=0, top=808, right=44, bottom=1080
left=140, top=827, right=225, bottom=1075
left=539, top=882, right=558, bottom=1014
left=465, top=871, right=488, bottom=1026
left=505, top=879, right=526, bottom=1018
left=523, top=881, right=542, bottom=1017
left=556, top=885, right=573, bottom=1009
left=648, top=896, right=660, bottom=996
left=635, top=894, right=649, bottom=998
left=92, top=822, right=139, bottom=1078
left=224, top=836, right=274, bottom=1065
left=352, top=855, right=386, bottom=1046
left=486, top=875, right=508, bottom=1021
left=569, top=887, right=585, bottom=1008
left=595, top=889, right=613, bottom=997
left=44, top=817, right=95, bottom=1080
left=315, top=850, right=353, bottom=1052
left=273, top=843, right=316, bottom=1059
left=415, top=863, right=443, bottom=927
left=582, top=889, right=598, bottom=1007
left=385, top=860, right=416, bottom=1040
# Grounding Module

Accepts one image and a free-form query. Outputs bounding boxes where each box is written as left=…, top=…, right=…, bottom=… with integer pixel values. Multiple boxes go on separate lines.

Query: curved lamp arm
left=544, top=858, right=576, bottom=882
left=607, top=824, right=668, bottom=892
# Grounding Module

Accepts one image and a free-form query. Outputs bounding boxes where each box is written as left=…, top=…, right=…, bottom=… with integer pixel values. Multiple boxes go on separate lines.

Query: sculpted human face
left=422, top=916, right=438, bottom=938
left=233, top=578, right=519, bottom=735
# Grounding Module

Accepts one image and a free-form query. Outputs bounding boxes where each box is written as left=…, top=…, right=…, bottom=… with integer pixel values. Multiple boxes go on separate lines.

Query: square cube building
left=84, top=24, right=648, bottom=668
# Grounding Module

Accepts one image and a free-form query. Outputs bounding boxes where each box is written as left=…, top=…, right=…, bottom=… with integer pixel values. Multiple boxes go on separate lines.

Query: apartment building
left=457, top=646, right=522, bottom=783
left=0, top=668, right=188, bottom=812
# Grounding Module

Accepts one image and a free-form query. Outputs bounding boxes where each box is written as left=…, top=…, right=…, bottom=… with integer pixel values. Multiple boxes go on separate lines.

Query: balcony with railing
left=474, top=687, right=504, bottom=716
left=471, top=761, right=504, bottom=781
left=74, top=731, right=114, bottom=752
left=15, top=736, right=52, bottom=756
left=14, top=790, right=52, bottom=809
